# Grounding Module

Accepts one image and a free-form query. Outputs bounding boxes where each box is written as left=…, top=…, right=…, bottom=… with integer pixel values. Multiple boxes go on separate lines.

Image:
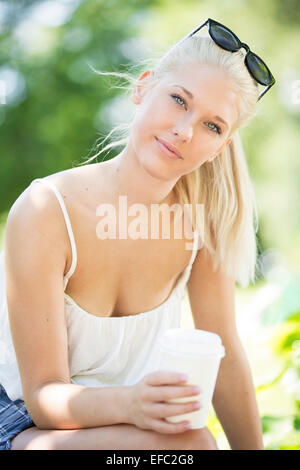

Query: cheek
left=133, top=112, right=167, bottom=146
left=131, top=113, right=150, bottom=143
left=183, top=143, right=217, bottom=170
left=140, top=97, right=173, bottom=128
left=189, top=141, right=211, bottom=161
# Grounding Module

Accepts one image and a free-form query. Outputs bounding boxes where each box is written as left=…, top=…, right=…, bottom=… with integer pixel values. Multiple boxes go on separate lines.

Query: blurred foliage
left=261, top=276, right=300, bottom=326
left=0, top=0, right=299, bottom=450
left=257, top=275, right=300, bottom=450
left=0, top=0, right=158, bottom=208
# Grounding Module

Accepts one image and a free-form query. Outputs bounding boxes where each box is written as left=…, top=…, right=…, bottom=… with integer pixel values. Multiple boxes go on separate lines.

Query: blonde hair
left=79, top=35, right=262, bottom=288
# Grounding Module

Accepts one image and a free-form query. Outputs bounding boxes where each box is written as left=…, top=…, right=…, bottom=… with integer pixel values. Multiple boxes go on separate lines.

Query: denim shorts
left=0, top=383, right=35, bottom=450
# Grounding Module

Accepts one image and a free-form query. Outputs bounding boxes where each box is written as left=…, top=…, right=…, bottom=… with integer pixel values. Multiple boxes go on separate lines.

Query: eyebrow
left=171, top=84, right=229, bottom=128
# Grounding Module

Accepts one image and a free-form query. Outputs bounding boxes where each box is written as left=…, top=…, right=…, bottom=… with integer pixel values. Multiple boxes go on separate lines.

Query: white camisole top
left=0, top=177, right=199, bottom=401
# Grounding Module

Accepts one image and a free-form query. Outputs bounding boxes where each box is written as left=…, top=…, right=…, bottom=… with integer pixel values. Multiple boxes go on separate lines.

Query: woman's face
left=130, top=63, right=240, bottom=177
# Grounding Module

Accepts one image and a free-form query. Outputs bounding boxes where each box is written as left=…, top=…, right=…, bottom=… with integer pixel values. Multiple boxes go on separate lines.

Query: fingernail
left=193, top=386, right=201, bottom=394
left=179, top=374, right=188, bottom=382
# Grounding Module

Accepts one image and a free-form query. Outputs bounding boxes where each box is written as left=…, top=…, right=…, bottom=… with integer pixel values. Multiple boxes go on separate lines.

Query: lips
left=156, top=137, right=183, bottom=159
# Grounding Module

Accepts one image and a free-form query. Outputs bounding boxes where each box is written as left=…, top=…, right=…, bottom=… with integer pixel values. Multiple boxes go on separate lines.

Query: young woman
left=0, top=19, right=275, bottom=450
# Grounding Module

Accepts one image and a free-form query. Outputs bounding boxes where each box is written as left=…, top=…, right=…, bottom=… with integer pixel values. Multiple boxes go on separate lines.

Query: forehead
left=158, top=64, right=240, bottom=124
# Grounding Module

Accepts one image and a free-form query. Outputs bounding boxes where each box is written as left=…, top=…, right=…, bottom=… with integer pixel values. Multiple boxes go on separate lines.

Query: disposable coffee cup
left=156, top=328, right=225, bottom=429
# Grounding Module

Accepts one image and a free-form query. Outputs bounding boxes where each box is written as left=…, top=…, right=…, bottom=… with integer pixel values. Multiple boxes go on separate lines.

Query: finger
left=146, top=370, right=188, bottom=387
left=146, top=399, right=201, bottom=419
left=145, top=384, right=201, bottom=402
left=150, top=417, right=192, bottom=435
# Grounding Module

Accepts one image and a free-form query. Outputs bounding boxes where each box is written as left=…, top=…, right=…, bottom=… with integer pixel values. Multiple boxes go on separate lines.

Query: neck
left=103, top=142, right=180, bottom=208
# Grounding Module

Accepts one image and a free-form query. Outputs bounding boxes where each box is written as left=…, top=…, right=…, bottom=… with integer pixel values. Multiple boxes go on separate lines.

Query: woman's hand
left=127, top=370, right=202, bottom=434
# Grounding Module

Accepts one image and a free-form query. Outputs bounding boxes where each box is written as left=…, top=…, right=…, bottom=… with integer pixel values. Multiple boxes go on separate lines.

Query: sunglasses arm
left=173, top=19, right=209, bottom=49
left=258, top=81, right=275, bottom=101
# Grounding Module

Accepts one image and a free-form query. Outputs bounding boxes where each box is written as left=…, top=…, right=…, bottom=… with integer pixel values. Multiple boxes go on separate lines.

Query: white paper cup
left=156, top=328, right=225, bottom=429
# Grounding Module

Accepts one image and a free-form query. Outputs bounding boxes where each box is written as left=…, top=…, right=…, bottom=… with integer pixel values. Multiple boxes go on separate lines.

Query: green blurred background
left=0, top=0, right=299, bottom=450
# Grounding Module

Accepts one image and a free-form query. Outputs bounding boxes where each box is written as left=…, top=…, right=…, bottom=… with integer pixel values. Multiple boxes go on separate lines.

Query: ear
left=131, top=70, right=154, bottom=105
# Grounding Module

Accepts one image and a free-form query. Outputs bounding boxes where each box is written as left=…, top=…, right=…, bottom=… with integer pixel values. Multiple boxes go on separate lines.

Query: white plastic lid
left=158, top=328, right=225, bottom=357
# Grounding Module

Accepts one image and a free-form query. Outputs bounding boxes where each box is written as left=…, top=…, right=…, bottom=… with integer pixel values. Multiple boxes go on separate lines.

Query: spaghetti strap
left=30, top=178, right=77, bottom=284
left=173, top=230, right=199, bottom=298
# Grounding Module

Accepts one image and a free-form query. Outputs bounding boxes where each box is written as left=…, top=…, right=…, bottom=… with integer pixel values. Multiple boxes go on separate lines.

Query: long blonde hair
left=79, top=35, right=262, bottom=288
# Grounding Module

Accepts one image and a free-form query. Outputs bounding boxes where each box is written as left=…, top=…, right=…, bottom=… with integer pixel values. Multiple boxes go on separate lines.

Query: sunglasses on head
left=174, top=18, right=276, bottom=101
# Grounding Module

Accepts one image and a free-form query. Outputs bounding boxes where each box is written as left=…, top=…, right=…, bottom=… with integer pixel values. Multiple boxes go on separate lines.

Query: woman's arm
left=187, top=247, right=264, bottom=450
left=212, top=338, right=264, bottom=449
left=5, top=183, right=131, bottom=430
left=30, top=381, right=131, bottom=430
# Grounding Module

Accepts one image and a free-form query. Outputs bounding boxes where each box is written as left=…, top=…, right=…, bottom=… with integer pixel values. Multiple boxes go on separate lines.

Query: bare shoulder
left=39, top=164, right=94, bottom=194
left=9, top=163, right=102, bottom=218
left=9, top=167, right=76, bottom=222
left=5, top=166, right=96, bottom=268
left=41, top=163, right=109, bottom=207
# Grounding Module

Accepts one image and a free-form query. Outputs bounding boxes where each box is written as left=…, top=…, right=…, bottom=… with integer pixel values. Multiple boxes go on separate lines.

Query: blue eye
left=170, top=93, right=222, bottom=135
left=171, top=93, right=186, bottom=107
left=205, top=122, right=221, bottom=135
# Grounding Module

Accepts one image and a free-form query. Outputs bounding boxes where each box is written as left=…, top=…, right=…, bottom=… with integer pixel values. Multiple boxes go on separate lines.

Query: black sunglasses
left=173, top=18, right=275, bottom=101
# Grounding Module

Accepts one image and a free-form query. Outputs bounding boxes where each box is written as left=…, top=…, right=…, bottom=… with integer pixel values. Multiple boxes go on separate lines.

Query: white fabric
left=0, top=178, right=199, bottom=401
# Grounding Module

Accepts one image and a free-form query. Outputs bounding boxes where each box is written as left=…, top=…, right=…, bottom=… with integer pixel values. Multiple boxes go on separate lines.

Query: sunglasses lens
left=246, top=52, right=272, bottom=85
left=210, top=24, right=240, bottom=51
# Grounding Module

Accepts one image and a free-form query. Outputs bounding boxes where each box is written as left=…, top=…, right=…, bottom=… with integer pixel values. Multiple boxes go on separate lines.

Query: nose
left=173, top=122, right=194, bottom=143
